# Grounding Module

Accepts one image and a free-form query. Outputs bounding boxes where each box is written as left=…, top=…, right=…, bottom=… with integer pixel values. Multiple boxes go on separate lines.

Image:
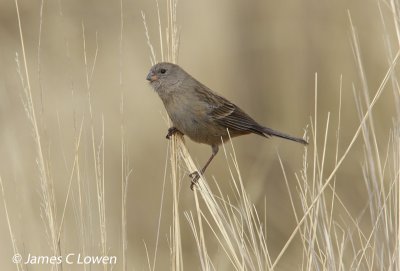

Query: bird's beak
left=146, top=71, right=158, bottom=82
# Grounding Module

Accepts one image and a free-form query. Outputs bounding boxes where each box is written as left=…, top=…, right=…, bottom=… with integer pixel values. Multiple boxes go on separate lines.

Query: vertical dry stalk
left=0, top=176, right=24, bottom=271
left=15, top=0, right=60, bottom=269
left=170, top=134, right=184, bottom=270
left=143, top=0, right=182, bottom=269
left=119, top=1, right=132, bottom=271
left=82, top=22, right=110, bottom=271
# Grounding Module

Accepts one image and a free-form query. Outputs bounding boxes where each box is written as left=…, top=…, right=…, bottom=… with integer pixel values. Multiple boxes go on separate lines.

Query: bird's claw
left=189, top=171, right=200, bottom=190
left=166, top=127, right=179, bottom=139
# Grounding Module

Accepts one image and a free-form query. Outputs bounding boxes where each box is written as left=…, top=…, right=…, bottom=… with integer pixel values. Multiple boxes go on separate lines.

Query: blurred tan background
left=0, top=0, right=397, bottom=270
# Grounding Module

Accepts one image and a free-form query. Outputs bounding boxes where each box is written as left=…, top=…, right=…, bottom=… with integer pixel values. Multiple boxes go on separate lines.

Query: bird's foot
left=166, top=127, right=179, bottom=139
left=189, top=171, right=201, bottom=190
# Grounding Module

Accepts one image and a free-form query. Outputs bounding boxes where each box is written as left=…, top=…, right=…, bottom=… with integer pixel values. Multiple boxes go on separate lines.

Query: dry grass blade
left=0, top=176, right=24, bottom=271
left=15, top=0, right=60, bottom=268
left=142, top=1, right=183, bottom=269
left=272, top=47, right=400, bottom=269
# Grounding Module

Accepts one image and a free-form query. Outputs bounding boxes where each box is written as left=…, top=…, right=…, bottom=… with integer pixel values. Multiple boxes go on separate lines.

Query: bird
left=146, top=62, right=307, bottom=189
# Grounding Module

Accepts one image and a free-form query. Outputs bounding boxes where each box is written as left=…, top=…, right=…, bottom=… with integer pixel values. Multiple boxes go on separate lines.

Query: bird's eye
left=160, top=68, right=167, bottom=74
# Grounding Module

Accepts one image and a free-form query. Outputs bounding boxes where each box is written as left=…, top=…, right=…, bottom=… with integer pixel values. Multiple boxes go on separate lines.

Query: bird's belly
left=169, top=111, right=227, bottom=145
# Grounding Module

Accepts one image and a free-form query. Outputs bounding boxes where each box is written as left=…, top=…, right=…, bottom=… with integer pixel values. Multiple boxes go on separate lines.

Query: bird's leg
left=189, top=145, right=219, bottom=190
left=166, top=127, right=180, bottom=139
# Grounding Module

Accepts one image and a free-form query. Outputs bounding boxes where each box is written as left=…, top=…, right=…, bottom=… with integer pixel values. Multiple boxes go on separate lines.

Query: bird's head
left=146, top=62, right=184, bottom=92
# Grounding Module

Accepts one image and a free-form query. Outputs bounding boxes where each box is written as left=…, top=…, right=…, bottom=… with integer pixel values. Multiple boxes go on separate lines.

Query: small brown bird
left=147, top=62, right=307, bottom=189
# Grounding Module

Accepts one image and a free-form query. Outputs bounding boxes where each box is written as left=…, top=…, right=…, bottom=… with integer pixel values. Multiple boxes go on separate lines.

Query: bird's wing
left=208, top=94, right=265, bottom=135
left=191, top=83, right=265, bottom=135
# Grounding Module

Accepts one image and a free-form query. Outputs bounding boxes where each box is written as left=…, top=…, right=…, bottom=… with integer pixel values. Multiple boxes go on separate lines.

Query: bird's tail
left=262, top=126, right=308, bottom=145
